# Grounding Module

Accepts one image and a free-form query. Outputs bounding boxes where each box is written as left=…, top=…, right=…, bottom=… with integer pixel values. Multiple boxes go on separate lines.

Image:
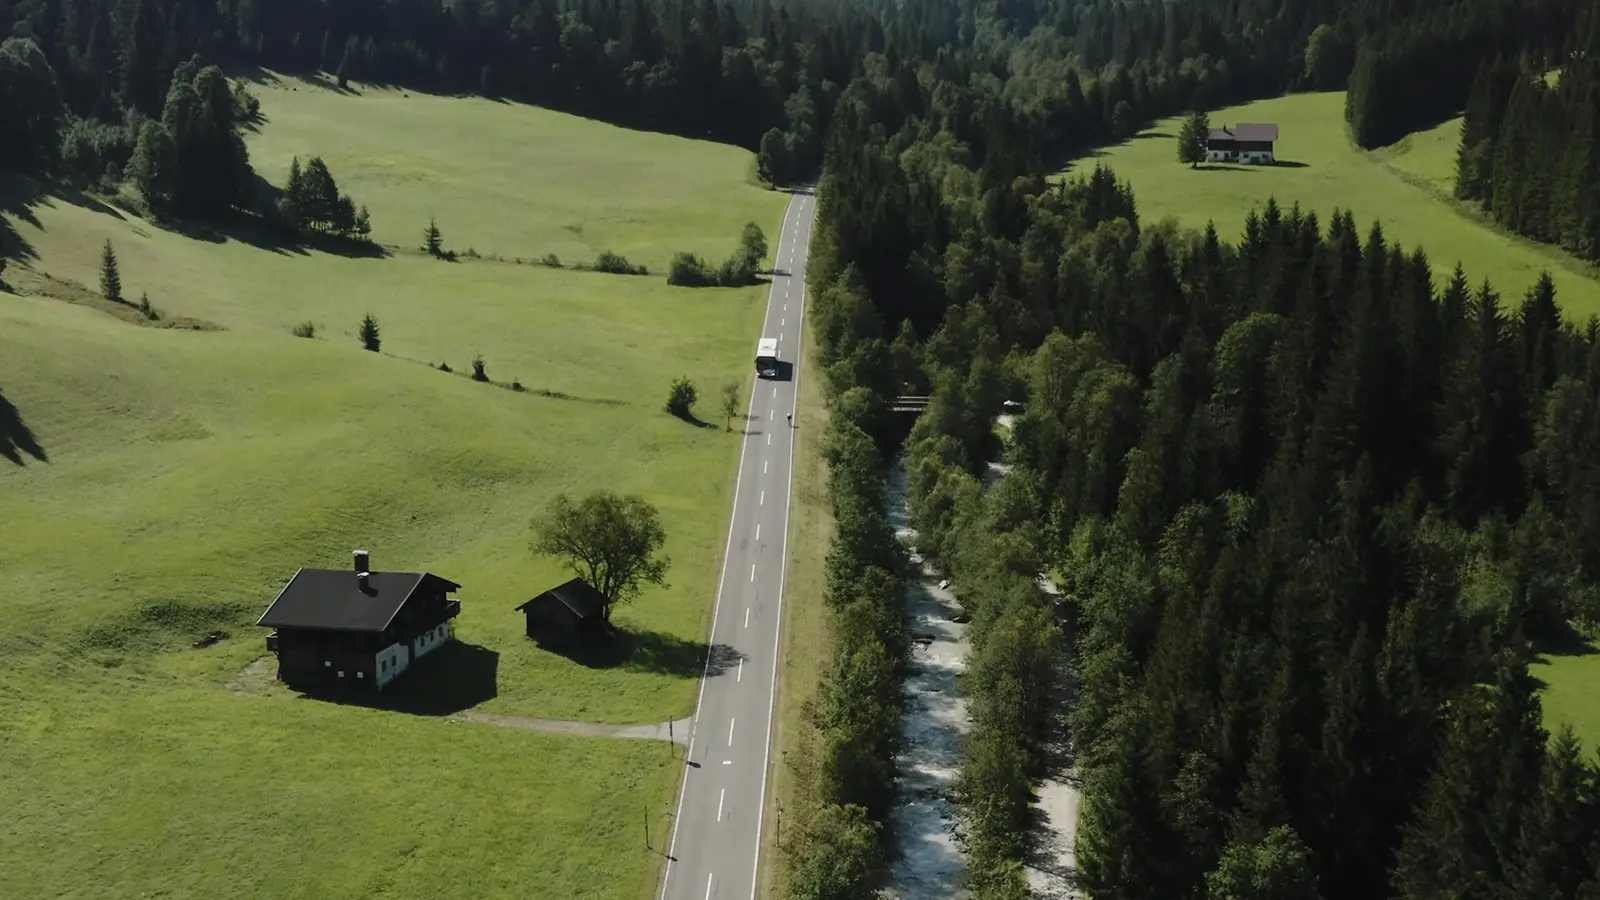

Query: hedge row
left=779, top=271, right=909, bottom=898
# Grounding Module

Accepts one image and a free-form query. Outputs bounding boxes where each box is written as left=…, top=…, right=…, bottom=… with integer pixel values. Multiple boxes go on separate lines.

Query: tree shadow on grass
left=3, top=171, right=139, bottom=231
left=671, top=409, right=719, bottom=429
left=1528, top=624, right=1597, bottom=690
left=165, top=211, right=389, bottom=260
left=0, top=387, right=47, bottom=465
left=542, top=628, right=745, bottom=679
left=1, top=176, right=47, bottom=266
left=294, top=641, right=499, bottom=716
left=1537, top=625, right=1599, bottom=659
left=1133, top=130, right=1172, bottom=140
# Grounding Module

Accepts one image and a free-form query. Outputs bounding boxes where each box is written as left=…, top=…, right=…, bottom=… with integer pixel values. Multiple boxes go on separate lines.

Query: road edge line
left=658, top=191, right=801, bottom=900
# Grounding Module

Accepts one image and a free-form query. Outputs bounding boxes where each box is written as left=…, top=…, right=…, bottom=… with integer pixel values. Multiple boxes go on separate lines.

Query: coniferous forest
left=800, top=46, right=1600, bottom=898
left=6, top=1, right=1600, bottom=899
left=1453, top=26, right=1600, bottom=265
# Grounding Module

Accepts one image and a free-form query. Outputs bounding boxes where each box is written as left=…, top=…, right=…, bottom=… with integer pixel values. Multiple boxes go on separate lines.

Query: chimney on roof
left=354, top=550, right=370, bottom=590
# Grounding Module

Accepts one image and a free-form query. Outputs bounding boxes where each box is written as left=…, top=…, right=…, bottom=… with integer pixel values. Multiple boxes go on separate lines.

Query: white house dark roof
left=257, top=569, right=461, bottom=632
left=1208, top=123, right=1279, bottom=143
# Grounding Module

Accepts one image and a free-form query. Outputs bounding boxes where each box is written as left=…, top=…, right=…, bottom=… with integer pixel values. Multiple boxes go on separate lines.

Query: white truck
left=755, top=337, right=779, bottom=378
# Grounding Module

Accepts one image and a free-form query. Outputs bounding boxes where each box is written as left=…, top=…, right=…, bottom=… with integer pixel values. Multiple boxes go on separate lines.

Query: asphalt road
left=658, top=189, right=816, bottom=900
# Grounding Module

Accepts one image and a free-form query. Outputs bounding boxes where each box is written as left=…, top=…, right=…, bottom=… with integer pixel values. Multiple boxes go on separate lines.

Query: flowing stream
left=883, top=455, right=972, bottom=899
left=882, top=414, right=1082, bottom=899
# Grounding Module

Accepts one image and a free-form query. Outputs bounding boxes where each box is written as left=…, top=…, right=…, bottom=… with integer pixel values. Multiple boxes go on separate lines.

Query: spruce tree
left=424, top=217, right=443, bottom=257
left=1179, top=109, right=1211, bottom=167
left=283, top=156, right=306, bottom=228
left=336, top=40, right=354, bottom=90
left=300, top=158, right=339, bottom=232
left=118, top=0, right=162, bottom=116
left=359, top=313, right=380, bottom=352
left=99, top=239, right=121, bottom=303
left=1456, top=59, right=1494, bottom=200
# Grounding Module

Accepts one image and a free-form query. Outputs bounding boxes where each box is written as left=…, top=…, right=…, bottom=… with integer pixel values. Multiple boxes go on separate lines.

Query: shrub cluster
left=593, top=251, right=648, bottom=276
left=667, top=222, right=767, bottom=287
left=665, top=376, right=697, bottom=419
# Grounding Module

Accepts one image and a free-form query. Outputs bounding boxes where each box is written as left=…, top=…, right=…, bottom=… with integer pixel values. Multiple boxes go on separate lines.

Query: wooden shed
left=516, top=577, right=612, bottom=648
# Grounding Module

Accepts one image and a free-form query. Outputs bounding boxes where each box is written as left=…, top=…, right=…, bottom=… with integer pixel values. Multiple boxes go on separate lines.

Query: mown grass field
left=1373, top=113, right=1462, bottom=195
left=0, top=73, right=784, bottom=898
left=1077, top=91, right=1600, bottom=321
left=242, top=71, right=774, bottom=271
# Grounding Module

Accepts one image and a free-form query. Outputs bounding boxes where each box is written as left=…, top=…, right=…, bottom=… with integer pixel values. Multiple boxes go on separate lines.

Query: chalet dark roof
left=257, top=569, right=461, bottom=632
left=516, top=577, right=608, bottom=620
left=1208, top=123, right=1279, bottom=143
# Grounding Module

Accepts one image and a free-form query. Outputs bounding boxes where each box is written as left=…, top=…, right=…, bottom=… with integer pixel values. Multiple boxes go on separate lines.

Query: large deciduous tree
left=531, top=491, right=669, bottom=622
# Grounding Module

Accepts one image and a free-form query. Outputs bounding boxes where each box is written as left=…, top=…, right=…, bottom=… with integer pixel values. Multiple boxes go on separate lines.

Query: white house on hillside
left=1206, top=122, right=1279, bottom=164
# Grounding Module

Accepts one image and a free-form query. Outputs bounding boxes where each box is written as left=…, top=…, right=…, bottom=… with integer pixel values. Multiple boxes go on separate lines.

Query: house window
left=357, top=672, right=364, bottom=679
left=325, top=661, right=332, bottom=667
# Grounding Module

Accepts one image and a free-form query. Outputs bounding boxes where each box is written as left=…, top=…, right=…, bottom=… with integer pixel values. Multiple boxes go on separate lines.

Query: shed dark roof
left=1209, top=123, right=1279, bottom=143
left=516, top=577, right=608, bottom=620
left=257, top=569, right=461, bottom=632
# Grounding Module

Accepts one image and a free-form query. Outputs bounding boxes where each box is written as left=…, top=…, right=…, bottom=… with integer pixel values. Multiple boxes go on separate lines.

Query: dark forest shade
left=258, top=555, right=462, bottom=692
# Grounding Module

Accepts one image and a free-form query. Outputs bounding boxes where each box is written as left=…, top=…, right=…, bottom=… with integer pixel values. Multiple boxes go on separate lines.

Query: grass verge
left=757, top=319, right=835, bottom=898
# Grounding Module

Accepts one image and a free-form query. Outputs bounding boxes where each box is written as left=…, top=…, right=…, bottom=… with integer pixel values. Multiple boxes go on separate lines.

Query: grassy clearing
left=241, top=71, right=773, bottom=270
left=1533, top=637, right=1600, bottom=748
left=1, top=76, right=784, bottom=898
left=1372, top=114, right=1462, bottom=195
left=1077, top=91, right=1600, bottom=320
left=757, top=322, right=835, bottom=898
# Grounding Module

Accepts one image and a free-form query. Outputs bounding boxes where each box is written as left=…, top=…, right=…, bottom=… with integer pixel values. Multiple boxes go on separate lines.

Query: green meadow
left=0, top=72, right=784, bottom=898
left=1079, top=91, right=1600, bottom=321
